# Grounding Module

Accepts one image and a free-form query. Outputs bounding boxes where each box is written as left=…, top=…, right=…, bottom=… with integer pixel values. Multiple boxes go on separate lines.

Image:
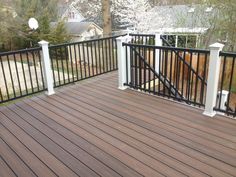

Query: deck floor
left=1, top=71, right=236, bottom=177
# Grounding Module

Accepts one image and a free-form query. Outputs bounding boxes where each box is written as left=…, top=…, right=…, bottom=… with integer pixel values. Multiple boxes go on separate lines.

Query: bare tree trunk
left=102, top=0, right=112, bottom=36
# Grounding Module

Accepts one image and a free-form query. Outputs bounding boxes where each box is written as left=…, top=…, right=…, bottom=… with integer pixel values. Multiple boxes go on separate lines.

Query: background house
left=58, top=0, right=85, bottom=22
left=137, top=5, right=215, bottom=48
left=51, top=21, right=103, bottom=42
left=60, top=4, right=85, bottom=22
left=63, top=22, right=103, bottom=42
left=56, top=0, right=103, bottom=42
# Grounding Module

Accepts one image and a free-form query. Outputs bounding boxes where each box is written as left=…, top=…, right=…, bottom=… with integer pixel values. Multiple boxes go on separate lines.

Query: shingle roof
left=51, top=22, right=102, bottom=36
left=65, top=22, right=93, bottom=35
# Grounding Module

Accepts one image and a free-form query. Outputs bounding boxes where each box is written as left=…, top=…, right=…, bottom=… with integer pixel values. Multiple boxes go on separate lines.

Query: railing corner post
left=116, top=35, right=132, bottom=90
left=38, top=40, right=55, bottom=96
left=203, top=42, right=224, bottom=117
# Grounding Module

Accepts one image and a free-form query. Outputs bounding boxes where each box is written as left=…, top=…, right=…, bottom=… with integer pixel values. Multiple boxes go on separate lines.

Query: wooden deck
left=1, top=71, right=236, bottom=177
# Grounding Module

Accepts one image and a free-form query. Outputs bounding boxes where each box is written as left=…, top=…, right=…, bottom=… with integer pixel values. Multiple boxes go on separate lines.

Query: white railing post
left=175, top=35, right=178, bottom=47
left=217, top=90, right=229, bottom=111
left=116, top=35, right=132, bottom=90
left=155, top=33, right=162, bottom=73
left=38, top=40, right=55, bottom=95
left=203, top=43, right=224, bottom=117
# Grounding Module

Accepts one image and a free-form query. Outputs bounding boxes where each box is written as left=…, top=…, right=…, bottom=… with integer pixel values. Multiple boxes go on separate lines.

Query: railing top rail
left=0, top=47, right=42, bottom=56
left=220, top=51, right=236, bottom=57
left=49, top=34, right=126, bottom=49
left=129, top=33, right=155, bottom=37
left=123, top=42, right=210, bottom=54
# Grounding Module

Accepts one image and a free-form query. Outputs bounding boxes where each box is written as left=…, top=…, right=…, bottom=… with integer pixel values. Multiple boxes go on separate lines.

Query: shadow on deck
left=1, top=71, right=236, bottom=177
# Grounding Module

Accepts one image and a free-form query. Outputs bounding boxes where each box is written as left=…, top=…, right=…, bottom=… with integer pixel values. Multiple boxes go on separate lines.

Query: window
left=68, top=11, right=75, bottom=19
left=71, top=12, right=75, bottom=18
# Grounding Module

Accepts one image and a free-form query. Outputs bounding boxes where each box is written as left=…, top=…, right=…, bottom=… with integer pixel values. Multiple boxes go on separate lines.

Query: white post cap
left=209, top=43, right=224, bottom=50
left=116, top=35, right=132, bottom=42
left=38, top=40, right=49, bottom=45
left=218, top=90, right=229, bottom=95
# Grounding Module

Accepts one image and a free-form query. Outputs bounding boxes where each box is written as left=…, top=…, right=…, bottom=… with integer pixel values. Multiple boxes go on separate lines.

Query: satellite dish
left=28, top=18, right=39, bottom=30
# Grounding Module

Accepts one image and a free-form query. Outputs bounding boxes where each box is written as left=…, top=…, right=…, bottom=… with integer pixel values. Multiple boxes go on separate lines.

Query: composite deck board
left=85, top=85, right=236, bottom=153
left=8, top=104, right=119, bottom=177
left=23, top=97, right=164, bottom=177
left=87, top=73, right=236, bottom=135
left=78, top=83, right=236, bottom=145
left=2, top=108, right=100, bottom=177
left=0, top=123, right=58, bottom=177
left=16, top=100, right=143, bottom=177
left=54, top=83, right=236, bottom=176
left=0, top=71, right=236, bottom=177
left=0, top=138, right=36, bottom=177
left=93, top=81, right=236, bottom=139
left=1, top=112, right=77, bottom=177
left=0, top=156, right=17, bottom=177
left=34, top=94, right=207, bottom=177
left=32, top=95, right=187, bottom=177
left=96, top=73, right=236, bottom=131
left=64, top=85, right=236, bottom=165
left=90, top=81, right=236, bottom=142
left=49, top=93, right=221, bottom=176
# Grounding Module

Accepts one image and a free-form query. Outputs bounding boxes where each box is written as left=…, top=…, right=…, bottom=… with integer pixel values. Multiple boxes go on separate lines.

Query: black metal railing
left=161, top=35, right=175, bottom=47
left=161, top=36, right=208, bottom=86
left=129, top=34, right=155, bottom=45
left=123, top=43, right=210, bottom=107
left=49, top=36, right=119, bottom=87
left=214, top=52, right=236, bottom=117
left=1, top=33, right=235, bottom=118
left=0, top=47, right=45, bottom=103
left=0, top=35, right=121, bottom=104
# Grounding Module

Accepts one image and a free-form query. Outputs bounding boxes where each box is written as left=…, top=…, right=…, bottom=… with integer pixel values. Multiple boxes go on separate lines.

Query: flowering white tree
left=75, top=0, right=102, bottom=22
left=112, top=0, right=151, bottom=31
left=73, top=0, right=151, bottom=32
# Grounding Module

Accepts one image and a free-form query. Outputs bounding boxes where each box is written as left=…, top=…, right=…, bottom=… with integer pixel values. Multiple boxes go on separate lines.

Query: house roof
left=51, top=22, right=102, bottom=36
left=58, top=1, right=84, bottom=20
left=138, top=5, right=216, bottom=34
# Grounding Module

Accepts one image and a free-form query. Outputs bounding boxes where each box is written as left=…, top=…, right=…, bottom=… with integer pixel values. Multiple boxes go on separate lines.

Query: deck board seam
left=100, top=78, right=236, bottom=128
left=80, top=79, right=236, bottom=136
left=24, top=98, right=168, bottom=177
left=80, top=83, right=236, bottom=145
left=54, top=88, right=236, bottom=175
left=27, top=100, right=165, bottom=177
left=15, top=101, right=128, bottom=177
left=0, top=138, right=38, bottom=177
left=0, top=121, right=59, bottom=177
left=69, top=85, right=236, bottom=158
left=33, top=96, right=199, bottom=177
left=51, top=92, right=235, bottom=176
left=30, top=97, right=146, bottom=177
left=0, top=147, right=22, bottom=177
left=97, top=75, right=236, bottom=124
left=21, top=98, right=146, bottom=177
left=11, top=104, right=105, bottom=177
left=2, top=108, right=82, bottom=177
